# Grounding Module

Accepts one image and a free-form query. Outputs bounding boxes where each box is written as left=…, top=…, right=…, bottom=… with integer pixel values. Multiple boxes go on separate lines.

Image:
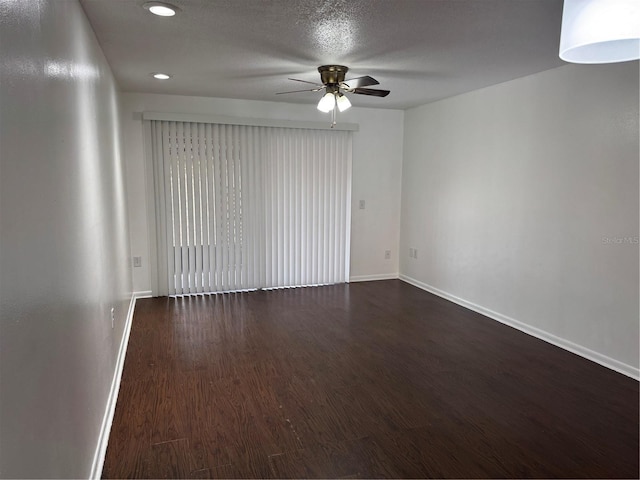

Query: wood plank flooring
left=102, top=280, right=639, bottom=478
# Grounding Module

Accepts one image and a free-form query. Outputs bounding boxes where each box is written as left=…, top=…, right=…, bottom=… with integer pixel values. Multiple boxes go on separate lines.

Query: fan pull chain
left=331, top=102, right=337, bottom=128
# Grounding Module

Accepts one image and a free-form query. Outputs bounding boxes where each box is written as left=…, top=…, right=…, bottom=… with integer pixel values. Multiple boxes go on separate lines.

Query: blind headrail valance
left=142, top=111, right=359, bottom=132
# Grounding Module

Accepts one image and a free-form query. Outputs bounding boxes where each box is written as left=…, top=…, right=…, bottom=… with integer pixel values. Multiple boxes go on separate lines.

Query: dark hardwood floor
left=102, top=280, right=639, bottom=479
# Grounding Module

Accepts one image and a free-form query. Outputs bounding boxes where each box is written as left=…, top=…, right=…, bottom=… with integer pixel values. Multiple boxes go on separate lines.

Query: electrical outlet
left=133, top=256, right=142, bottom=267
left=110, top=307, right=115, bottom=329
left=384, top=250, right=391, bottom=260
left=414, top=248, right=418, bottom=259
left=359, top=200, right=365, bottom=210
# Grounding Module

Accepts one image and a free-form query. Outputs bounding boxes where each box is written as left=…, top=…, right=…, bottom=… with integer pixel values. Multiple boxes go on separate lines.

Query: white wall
left=121, top=93, right=404, bottom=292
left=0, top=0, right=132, bottom=477
left=400, top=62, right=639, bottom=376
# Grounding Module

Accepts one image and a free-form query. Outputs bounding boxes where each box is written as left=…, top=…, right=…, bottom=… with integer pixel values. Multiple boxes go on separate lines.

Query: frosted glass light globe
left=559, top=0, right=640, bottom=63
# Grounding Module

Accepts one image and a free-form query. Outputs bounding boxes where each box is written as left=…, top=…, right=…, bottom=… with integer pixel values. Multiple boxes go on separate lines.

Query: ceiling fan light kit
left=559, top=0, right=640, bottom=63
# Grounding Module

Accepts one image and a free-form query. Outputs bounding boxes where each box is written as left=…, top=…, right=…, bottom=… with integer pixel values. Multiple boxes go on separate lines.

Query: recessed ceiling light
left=143, top=2, right=177, bottom=17
left=152, top=73, right=171, bottom=80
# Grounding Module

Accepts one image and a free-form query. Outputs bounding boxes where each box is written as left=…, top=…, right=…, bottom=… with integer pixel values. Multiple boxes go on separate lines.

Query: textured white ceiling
left=80, top=0, right=567, bottom=109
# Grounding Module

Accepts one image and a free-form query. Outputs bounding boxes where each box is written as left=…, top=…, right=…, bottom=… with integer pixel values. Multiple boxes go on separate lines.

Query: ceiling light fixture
left=317, top=90, right=351, bottom=128
left=559, top=0, right=640, bottom=63
left=152, top=72, right=171, bottom=80
left=317, top=91, right=352, bottom=114
left=279, top=66, right=388, bottom=126
left=143, top=2, right=178, bottom=17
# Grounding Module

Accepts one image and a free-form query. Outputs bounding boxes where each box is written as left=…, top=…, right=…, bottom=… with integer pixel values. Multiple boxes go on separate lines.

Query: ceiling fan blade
left=276, top=87, right=323, bottom=95
left=342, top=75, right=379, bottom=89
left=352, top=87, right=390, bottom=97
left=288, top=78, right=323, bottom=87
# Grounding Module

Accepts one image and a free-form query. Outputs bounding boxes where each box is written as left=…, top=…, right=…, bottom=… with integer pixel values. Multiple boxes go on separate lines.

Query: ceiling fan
left=277, top=65, right=390, bottom=124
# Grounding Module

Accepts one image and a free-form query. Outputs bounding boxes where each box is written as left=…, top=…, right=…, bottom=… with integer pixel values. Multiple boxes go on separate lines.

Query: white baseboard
left=399, top=274, right=639, bottom=381
left=133, top=290, right=153, bottom=298
left=89, top=292, right=140, bottom=479
left=350, top=273, right=399, bottom=283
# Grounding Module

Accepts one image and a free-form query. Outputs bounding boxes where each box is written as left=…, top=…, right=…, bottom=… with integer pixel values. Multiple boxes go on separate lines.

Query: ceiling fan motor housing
left=318, top=65, right=348, bottom=86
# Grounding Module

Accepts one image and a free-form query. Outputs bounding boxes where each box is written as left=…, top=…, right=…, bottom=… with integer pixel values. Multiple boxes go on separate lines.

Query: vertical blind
left=150, top=120, right=352, bottom=296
